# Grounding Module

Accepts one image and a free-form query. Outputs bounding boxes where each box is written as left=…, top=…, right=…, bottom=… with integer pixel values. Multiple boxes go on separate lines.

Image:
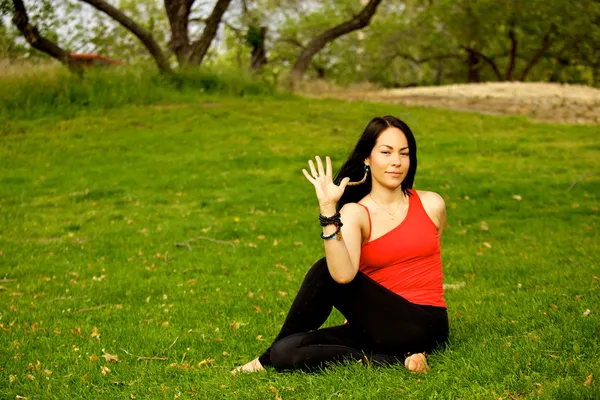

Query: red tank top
left=358, top=189, right=447, bottom=308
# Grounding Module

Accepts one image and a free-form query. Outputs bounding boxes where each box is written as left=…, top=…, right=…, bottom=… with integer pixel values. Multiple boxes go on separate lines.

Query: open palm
left=302, top=156, right=350, bottom=208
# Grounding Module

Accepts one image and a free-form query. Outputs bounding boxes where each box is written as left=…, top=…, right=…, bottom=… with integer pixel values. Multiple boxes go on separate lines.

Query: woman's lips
left=386, top=172, right=403, bottom=176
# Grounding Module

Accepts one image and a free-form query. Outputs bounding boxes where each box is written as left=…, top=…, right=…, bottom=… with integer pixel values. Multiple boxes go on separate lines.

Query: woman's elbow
left=332, top=272, right=357, bottom=284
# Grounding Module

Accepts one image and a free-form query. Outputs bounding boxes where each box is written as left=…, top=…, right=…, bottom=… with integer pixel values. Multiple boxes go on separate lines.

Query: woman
left=234, top=116, right=449, bottom=374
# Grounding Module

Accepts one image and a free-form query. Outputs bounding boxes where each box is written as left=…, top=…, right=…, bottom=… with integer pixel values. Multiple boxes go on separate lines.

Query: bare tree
left=288, top=0, right=383, bottom=86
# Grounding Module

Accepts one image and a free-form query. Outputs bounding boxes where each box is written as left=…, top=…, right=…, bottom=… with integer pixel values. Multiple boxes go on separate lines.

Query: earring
left=347, top=165, right=369, bottom=186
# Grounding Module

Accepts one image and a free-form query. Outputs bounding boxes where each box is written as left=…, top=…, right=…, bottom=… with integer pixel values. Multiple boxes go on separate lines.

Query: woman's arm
left=320, top=203, right=364, bottom=284
left=417, top=190, right=447, bottom=240
left=302, top=156, right=361, bottom=284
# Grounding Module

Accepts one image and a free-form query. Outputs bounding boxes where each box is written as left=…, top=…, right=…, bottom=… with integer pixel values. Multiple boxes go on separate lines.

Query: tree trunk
left=188, top=0, right=232, bottom=65
left=506, top=28, right=517, bottom=81
left=463, top=46, right=503, bottom=81
left=249, top=26, right=268, bottom=72
left=518, top=28, right=554, bottom=81
left=11, top=0, right=83, bottom=75
left=164, top=0, right=193, bottom=66
left=466, top=50, right=480, bottom=82
left=288, top=0, right=383, bottom=86
left=79, top=0, right=172, bottom=74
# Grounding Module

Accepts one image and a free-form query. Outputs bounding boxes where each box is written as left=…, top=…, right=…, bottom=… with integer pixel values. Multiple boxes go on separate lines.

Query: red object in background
left=69, top=53, right=123, bottom=67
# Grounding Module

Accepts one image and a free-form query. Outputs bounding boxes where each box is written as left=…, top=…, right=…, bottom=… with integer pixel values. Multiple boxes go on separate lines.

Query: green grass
left=0, top=94, right=599, bottom=399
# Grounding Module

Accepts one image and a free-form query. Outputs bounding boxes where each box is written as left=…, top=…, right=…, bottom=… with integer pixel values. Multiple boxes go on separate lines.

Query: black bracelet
left=321, top=224, right=343, bottom=241
left=319, top=212, right=342, bottom=227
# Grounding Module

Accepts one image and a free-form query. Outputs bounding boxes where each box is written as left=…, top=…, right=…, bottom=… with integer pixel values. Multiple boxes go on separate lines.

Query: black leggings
left=258, top=258, right=449, bottom=372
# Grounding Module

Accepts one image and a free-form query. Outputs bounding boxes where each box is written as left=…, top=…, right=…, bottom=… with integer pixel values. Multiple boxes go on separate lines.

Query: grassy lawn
left=0, top=95, right=599, bottom=399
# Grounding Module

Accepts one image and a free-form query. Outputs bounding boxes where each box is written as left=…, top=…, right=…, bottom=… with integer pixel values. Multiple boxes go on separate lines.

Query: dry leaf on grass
left=512, top=195, right=522, bottom=201
left=583, top=309, right=591, bottom=317
left=277, top=291, right=288, bottom=297
left=197, top=358, right=214, bottom=367
left=443, top=282, right=466, bottom=290
left=90, top=327, right=100, bottom=339
left=584, top=374, right=593, bottom=386
left=26, top=361, right=40, bottom=370
left=43, top=369, right=52, bottom=376
left=102, top=352, right=120, bottom=363
left=101, top=366, right=111, bottom=375
left=274, top=264, right=289, bottom=272
left=269, top=386, right=283, bottom=400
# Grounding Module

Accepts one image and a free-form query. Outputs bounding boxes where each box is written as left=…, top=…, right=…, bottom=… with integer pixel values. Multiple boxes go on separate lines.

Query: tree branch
left=289, top=0, right=383, bottom=84
left=188, top=0, right=232, bottom=65
left=11, top=0, right=82, bottom=74
left=391, top=52, right=462, bottom=65
left=79, top=0, right=172, bottom=74
left=506, top=27, right=517, bottom=81
left=518, top=26, right=555, bottom=81
left=462, top=46, right=503, bottom=81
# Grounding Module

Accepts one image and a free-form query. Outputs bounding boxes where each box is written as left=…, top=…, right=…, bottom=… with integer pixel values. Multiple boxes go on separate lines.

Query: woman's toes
left=404, top=353, right=429, bottom=374
left=231, top=358, right=264, bottom=375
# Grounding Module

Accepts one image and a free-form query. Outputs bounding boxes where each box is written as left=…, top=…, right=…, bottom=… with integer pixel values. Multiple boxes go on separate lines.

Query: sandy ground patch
left=305, top=82, right=600, bottom=125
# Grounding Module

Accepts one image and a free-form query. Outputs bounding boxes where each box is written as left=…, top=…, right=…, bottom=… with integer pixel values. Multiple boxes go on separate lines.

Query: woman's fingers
left=316, top=156, right=325, bottom=177
left=325, top=156, right=332, bottom=178
left=339, top=176, right=350, bottom=191
left=302, top=168, right=315, bottom=183
left=308, top=159, right=318, bottom=178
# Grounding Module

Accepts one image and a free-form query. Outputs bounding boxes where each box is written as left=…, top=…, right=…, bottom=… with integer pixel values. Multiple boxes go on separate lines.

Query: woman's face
left=366, top=127, right=410, bottom=190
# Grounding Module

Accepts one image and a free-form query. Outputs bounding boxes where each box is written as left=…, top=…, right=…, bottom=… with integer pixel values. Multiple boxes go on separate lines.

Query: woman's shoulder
left=339, top=202, right=369, bottom=217
left=415, top=190, right=446, bottom=206
left=415, top=190, right=446, bottom=213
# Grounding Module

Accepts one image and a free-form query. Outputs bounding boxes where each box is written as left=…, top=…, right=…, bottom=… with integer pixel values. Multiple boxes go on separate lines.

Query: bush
left=0, top=61, right=279, bottom=122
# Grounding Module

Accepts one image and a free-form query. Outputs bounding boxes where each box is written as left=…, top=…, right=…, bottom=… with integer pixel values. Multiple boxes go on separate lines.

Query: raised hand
left=302, top=156, right=350, bottom=210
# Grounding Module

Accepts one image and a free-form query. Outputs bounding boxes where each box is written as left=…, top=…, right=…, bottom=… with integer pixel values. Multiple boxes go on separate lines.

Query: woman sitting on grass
left=234, top=116, right=449, bottom=374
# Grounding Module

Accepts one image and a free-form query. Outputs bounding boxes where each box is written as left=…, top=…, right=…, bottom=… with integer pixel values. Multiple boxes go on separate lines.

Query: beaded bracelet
left=319, top=212, right=342, bottom=227
left=321, top=225, right=343, bottom=241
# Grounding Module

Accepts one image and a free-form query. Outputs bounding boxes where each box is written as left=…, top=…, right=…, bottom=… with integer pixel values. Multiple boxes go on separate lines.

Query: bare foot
left=231, top=357, right=264, bottom=375
left=404, top=353, right=429, bottom=374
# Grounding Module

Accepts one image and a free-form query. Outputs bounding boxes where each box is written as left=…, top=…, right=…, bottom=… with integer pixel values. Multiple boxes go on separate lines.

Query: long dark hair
left=334, top=116, right=417, bottom=210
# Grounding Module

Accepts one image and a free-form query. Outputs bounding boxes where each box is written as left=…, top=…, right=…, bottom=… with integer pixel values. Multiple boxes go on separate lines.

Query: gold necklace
left=369, top=194, right=404, bottom=220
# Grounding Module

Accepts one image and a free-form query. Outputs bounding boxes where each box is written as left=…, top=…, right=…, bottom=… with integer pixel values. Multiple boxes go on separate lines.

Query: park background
left=1, top=0, right=599, bottom=398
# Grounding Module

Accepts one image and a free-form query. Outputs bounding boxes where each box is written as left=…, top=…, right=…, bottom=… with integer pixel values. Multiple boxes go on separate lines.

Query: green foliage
left=0, top=96, right=598, bottom=398
left=2, top=0, right=599, bottom=86
left=0, top=64, right=278, bottom=123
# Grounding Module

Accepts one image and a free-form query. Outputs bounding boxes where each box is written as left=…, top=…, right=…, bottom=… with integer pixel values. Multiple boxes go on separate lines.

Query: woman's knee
left=306, top=257, right=330, bottom=279
left=269, top=334, right=306, bottom=371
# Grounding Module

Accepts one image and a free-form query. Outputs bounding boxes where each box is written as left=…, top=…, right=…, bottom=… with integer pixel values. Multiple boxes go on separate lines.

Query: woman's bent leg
left=259, top=257, right=449, bottom=367
left=259, top=258, right=336, bottom=366
left=269, top=325, right=404, bottom=372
